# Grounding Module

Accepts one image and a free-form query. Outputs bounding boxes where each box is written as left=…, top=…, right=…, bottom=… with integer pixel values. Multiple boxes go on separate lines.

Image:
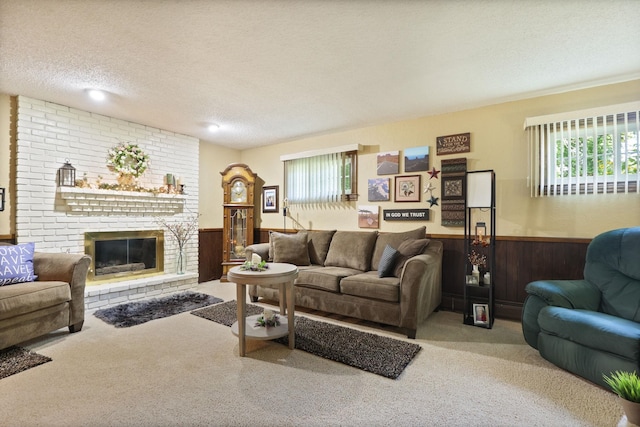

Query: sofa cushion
left=538, top=306, right=640, bottom=361
left=394, top=238, right=430, bottom=277
left=271, top=232, right=311, bottom=266
left=371, top=226, right=426, bottom=271
left=296, top=266, right=361, bottom=292
left=324, top=231, right=378, bottom=271
left=378, top=244, right=399, bottom=278
left=307, top=230, right=336, bottom=266
left=0, top=280, right=71, bottom=320
left=0, top=242, right=38, bottom=286
left=340, top=271, right=400, bottom=302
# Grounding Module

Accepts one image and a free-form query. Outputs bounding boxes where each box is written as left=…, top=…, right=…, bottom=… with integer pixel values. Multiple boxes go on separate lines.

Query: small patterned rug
left=94, top=291, right=223, bottom=328
left=0, top=346, right=51, bottom=380
left=192, top=300, right=421, bottom=379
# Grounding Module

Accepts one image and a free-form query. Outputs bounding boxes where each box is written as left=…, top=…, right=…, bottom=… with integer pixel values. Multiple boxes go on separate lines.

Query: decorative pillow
left=324, top=231, right=378, bottom=271
left=271, top=232, right=311, bottom=266
left=307, top=230, right=337, bottom=265
left=378, top=244, right=399, bottom=278
left=371, top=226, right=426, bottom=271
left=0, top=242, right=38, bottom=286
left=393, top=238, right=430, bottom=277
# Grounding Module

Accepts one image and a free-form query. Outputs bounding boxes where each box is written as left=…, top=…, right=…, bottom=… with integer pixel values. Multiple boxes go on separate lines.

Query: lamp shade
left=57, top=160, right=76, bottom=187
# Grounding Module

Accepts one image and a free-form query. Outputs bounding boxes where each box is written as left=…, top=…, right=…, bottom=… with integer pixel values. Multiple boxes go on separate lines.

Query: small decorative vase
left=176, top=248, right=186, bottom=275
left=620, top=398, right=640, bottom=425
left=472, top=265, right=480, bottom=283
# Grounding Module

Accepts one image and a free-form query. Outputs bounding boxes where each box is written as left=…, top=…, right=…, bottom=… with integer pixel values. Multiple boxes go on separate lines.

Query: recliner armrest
left=525, top=279, right=601, bottom=311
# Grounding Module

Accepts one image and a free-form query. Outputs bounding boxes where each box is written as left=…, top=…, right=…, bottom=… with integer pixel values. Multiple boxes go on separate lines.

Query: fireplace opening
left=85, top=230, right=164, bottom=283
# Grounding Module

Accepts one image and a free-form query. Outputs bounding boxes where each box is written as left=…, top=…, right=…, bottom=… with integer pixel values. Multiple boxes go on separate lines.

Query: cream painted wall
left=198, top=142, right=241, bottom=228
left=240, top=80, right=640, bottom=238
left=0, top=94, right=11, bottom=236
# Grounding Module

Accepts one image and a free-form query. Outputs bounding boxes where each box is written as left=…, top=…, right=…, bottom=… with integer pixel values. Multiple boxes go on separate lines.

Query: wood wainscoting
left=198, top=228, right=591, bottom=322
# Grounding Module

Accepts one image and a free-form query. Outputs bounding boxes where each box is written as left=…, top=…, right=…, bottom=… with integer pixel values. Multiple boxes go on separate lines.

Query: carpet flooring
left=192, top=300, right=421, bottom=379
left=94, top=291, right=223, bottom=327
left=0, top=346, right=51, bottom=380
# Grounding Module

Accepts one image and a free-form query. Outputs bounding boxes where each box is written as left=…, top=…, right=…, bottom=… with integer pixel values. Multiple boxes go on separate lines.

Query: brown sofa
left=0, top=251, right=91, bottom=350
left=245, top=227, right=442, bottom=338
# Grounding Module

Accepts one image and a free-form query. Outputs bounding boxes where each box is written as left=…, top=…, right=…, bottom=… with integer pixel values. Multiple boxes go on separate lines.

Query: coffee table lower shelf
left=230, top=314, right=290, bottom=340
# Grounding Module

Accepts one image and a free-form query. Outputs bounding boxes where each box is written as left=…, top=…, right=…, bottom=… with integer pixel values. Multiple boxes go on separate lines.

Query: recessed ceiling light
left=87, top=89, right=106, bottom=101
left=208, top=124, right=220, bottom=132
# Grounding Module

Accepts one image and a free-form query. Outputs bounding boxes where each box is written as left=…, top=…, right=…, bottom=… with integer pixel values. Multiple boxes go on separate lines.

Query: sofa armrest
left=33, top=253, right=91, bottom=329
left=245, top=243, right=270, bottom=262
left=525, top=279, right=600, bottom=311
left=398, top=240, right=443, bottom=335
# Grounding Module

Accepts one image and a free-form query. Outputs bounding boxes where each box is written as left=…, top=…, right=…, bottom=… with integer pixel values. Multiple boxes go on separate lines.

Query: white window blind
left=282, top=146, right=359, bottom=204
left=525, top=102, right=640, bottom=197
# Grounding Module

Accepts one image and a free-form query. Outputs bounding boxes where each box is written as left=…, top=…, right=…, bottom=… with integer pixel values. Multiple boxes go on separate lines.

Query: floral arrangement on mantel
left=468, top=250, right=487, bottom=268
left=155, top=212, right=200, bottom=252
left=255, top=309, right=280, bottom=328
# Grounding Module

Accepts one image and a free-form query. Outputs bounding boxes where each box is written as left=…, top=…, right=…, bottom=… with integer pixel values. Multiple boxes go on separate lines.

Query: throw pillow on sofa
left=0, top=242, right=38, bottom=286
left=370, top=226, right=426, bottom=271
left=324, top=231, right=378, bottom=271
left=378, top=244, right=399, bottom=278
left=393, top=238, right=430, bottom=277
left=307, top=230, right=336, bottom=266
left=270, top=232, right=311, bottom=266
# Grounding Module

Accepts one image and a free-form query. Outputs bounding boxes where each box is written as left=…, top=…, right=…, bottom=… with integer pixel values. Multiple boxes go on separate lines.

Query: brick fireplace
left=14, top=96, right=200, bottom=310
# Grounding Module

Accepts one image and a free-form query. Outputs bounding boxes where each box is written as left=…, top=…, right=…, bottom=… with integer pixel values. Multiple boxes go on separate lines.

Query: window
left=282, top=145, right=359, bottom=204
left=525, top=102, right=639, bottom=196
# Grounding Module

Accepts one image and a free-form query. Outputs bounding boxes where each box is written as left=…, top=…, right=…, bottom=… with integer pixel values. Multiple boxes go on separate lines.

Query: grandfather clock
left=220, top=163, right=257, bottom=281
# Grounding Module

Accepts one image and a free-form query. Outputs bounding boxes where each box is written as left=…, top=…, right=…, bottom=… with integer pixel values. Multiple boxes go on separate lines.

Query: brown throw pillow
left=393, top=238, right=430, bottom=277
left=271, top=232, right=311, bottom=266
left=307, top=230, right=336, bottom=265
left=324, top=231, right=378, bottom=271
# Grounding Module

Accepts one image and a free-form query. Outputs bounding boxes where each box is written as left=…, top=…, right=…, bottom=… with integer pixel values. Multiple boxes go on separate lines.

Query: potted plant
left=604, top=370, right=640, bottom=424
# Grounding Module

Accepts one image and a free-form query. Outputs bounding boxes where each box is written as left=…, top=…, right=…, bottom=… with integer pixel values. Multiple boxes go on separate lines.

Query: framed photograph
left=377, top=151, right=399, bottom=175
left=465, top=275, right=479, bottom=285
left=262, top=186, right=279, bottom=213
left=368, top=178, right=390, bottom=201
left=404, top=146, right=430, bottom=172
left=473, top=303, right=489, bottom=325
left=358, top=205, right=379, bottom=229
left=394, top=175, right=421, bottom=202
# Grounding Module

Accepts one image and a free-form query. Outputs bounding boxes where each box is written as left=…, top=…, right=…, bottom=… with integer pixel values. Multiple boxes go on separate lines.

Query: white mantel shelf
left=57, top=187, right=186, bottom=215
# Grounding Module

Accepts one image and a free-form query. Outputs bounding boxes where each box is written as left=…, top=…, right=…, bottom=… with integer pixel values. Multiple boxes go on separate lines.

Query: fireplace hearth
left=85, top=230, right=164, bottom=283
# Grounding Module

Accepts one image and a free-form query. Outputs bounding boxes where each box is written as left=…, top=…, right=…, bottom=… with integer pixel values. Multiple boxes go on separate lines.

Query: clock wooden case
left=220, top=163, right=257, bottom=281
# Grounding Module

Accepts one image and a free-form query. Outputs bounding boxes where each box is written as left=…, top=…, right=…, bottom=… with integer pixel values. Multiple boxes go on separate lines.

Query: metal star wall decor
left=428, top=166, right=441, bottom=179
left=423, top=182, right=436, bottom=194
left=428, top=195, right=439, bottom=207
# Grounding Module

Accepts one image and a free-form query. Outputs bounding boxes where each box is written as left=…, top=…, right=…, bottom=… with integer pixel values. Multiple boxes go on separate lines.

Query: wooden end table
left=227, top=262, right=298, bottom=357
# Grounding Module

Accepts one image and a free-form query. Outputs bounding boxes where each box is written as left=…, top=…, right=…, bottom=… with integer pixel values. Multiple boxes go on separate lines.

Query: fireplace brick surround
left=14, top=96, right=200, bottom=309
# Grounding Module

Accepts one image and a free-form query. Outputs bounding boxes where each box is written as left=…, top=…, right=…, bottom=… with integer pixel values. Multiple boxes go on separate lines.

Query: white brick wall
left=15, top=96, right=200, bottom=303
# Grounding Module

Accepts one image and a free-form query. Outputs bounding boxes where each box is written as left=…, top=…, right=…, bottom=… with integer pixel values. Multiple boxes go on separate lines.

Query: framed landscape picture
left=377, top=151, right=399, bottom=175
left=394, top=175, right=420, bottom=202
left=358, top=205, right=379, bottom=229
left=368, top=178, right=390, bottom=201
left=262, top=186, right=279, bottom=213
left=404, top=146, right=429, bottom=172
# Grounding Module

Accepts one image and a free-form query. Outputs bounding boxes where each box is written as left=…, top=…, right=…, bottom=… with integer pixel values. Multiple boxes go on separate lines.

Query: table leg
left=287, top=280, right=295, bottom=350
left=237, top=282, right=246, bottom=357
left=279, top=283, right=286, bottom=315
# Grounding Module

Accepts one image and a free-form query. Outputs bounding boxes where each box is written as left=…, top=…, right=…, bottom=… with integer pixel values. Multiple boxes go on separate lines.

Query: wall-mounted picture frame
left=377, top=151, right=399, bottom=175
left=368, top=178, right=390, bottom=201
left=442, top=175, right=465, bottom=200
left=404, top=146, right=430, bottom=172
left=473, top=303, right=489, bottom=325
left=358, top=205, right=379, bottom=229
left=262, top=185, right=279, bottom=213
left=394, top=175, right=420, bottom=202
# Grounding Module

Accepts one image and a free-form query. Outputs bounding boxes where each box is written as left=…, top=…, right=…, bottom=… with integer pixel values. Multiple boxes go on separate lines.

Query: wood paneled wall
left=197, top=228, right=591, bottom=321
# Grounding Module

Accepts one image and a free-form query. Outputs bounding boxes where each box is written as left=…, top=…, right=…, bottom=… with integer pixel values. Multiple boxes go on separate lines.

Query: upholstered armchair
left=522, top=226, right=640, bottom=388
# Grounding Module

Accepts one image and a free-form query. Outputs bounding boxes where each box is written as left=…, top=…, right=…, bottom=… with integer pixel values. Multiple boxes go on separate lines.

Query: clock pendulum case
left=220, top=163, right=257, bottom=281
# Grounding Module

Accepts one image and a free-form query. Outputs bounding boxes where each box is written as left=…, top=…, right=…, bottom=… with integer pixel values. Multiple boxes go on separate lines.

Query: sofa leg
left=69, top=321, right=84, bottom=333
left=406, top=329, right=416, bottom=339
left=250, top=296, right=258, bottom=303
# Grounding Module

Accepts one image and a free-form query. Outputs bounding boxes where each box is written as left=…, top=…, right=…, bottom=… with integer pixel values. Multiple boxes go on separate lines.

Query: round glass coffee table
left=227, top=263, right=298, bottom=357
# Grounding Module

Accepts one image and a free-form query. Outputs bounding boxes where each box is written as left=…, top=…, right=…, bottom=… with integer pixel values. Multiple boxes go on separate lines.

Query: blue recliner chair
left=522, top=226, right=640, bottom=388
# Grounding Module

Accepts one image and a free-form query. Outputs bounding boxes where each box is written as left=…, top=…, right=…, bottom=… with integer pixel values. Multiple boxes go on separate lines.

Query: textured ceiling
left=1, top=1, right=639, bottom=150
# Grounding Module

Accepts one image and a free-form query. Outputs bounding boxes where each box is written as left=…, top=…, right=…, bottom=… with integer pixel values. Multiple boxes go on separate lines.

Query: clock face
left=231, top=180, right=247, bottom=203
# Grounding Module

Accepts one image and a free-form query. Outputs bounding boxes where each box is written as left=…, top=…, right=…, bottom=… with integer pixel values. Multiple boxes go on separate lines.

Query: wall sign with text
left=383, top=209, right=430, bottom=221
left=436, top=132, right=471, bottom=155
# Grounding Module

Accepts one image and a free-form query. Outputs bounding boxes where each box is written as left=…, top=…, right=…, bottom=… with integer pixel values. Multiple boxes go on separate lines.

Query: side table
left=227, top=262, right=298, bottom=357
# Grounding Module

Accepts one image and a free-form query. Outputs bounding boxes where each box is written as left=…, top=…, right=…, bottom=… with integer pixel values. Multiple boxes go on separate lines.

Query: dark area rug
left=0, top=346, right=51, bottom=380
left=192, top=300, right=421, bottom=379
left=94, top=291, right=223, bottom=328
